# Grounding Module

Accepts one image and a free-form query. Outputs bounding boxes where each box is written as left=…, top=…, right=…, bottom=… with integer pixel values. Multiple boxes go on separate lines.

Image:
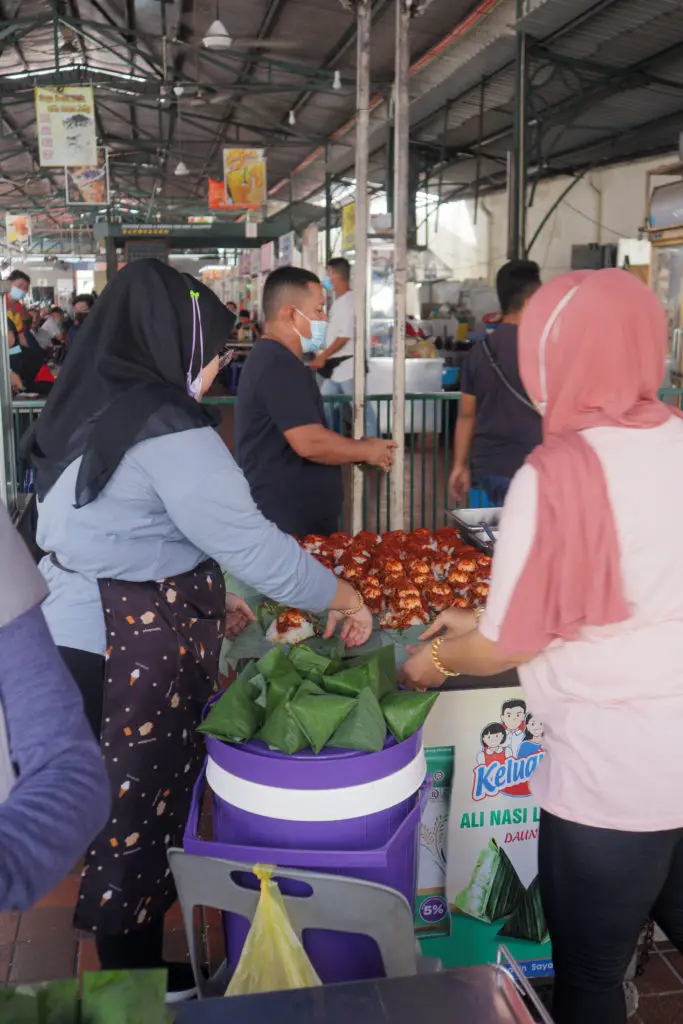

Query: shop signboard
left=35, top=85, right=97, bottom=166
left=5, top=213, right=31, bottom=246
left=65, top=147, right=109, bottom=205
left=260, top=241, right=275, bottom=273
left=301, top=223, right=319, bottom=274
left=441, top=687, right=553, bottom=978
left=341, top=201, right=356, bottom=253
left=222, top=149, right=267, bottom=210
left=278, top=231, right=295, bottom=267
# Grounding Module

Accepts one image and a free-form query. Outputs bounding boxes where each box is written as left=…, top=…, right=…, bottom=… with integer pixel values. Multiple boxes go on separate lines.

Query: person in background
left=5, top=269, right=30, bottom=348
left=236, top=266, right=396, bottom=538
left=10, top=314, right=56, bottom=395
left=237, top=309, right=259, bottom=343
left=401, top=269, right=683, bottom=1024
left=312, top=257, right=378, bottom=437
left=36, top=305, right=66, bottom=351
left=26, top=258, right=373, bottom=996
left=226, top=301, right=237, bottom=315
left=0, top=500, right=110, bottom=911
left=68, top=293, right=94, bottom=345
left=449, top=260, right=542, bottom=506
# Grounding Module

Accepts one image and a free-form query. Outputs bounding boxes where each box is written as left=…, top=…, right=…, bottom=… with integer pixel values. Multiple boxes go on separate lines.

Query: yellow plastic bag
left=225, top=865, right=322, bottom=997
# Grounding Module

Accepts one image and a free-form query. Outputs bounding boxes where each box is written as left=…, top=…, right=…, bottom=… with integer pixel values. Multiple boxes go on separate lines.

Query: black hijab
left=24, top=258, right=236, bottom=506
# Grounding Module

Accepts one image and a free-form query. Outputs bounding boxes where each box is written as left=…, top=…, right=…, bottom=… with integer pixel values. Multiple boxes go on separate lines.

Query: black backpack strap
left=480, top=337, right=537, bottom=412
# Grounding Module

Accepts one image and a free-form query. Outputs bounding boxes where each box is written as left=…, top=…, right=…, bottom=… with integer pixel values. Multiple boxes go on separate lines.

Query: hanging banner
left=5, top=213, right=31, bottom=246
left=208, top=178, right=228, bottom=210
left=222, top=149, right=267, bottom=210
left=278, top=231, right=295, bottom=267
left=341, top=201, right=356, bottom=253
left=65, top=147, right=109, bottom=205
left=301, top=224, right=319, bottom=274
left=35, top=85, right=97, bottom=167
left=440, top=687, right=553, bottom=978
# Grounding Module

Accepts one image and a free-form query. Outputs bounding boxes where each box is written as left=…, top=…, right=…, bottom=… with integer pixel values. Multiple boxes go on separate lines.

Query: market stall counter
left=176, top=960, right=551, bottom=1024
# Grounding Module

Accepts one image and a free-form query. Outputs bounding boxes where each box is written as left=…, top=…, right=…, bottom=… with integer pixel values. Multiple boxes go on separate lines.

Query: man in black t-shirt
left=449, top=260, right=543, bottom=507
left=235, top=267, right=396, bottom=537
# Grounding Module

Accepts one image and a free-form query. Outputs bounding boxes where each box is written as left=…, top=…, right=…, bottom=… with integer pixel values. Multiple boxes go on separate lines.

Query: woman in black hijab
left=26, top=259, right=372, bottom=995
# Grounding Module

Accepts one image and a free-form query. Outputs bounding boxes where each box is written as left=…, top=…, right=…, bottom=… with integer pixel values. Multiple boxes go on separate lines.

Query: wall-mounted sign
left=65, top=147, right=109, bottom=205
left=6, top=213, right=31, bottom=246
left=222, top=149, right=267, bottom=210
left=260, top=241, right=275, bottom=273
left=278, top=231, right=295, bottom=267
left=35, top=85, right=97, bottom=167
left=301, top=224, right=319, bottom=274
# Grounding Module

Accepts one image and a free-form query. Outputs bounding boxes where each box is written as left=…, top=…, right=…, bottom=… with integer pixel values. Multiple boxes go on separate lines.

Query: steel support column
left=351, top=0, right=372, bottom=534
left=324, top=170, right=333, bottom=265
left=0, top=281, right=17, bottom=513
left=105, top=237, right=118, bottom=282
left=390, top=0, right=410, bottom=530
left=508, top=0, right=528, bottom=259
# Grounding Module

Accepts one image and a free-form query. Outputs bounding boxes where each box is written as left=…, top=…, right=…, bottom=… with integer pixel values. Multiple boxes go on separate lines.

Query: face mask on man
left=294, top=309, right=327, bottom=354
left=10, top=286, right=26, bottom=302
left=74, top=311, right=88, bottom=324
left=322, top=275, right=333, bottom=293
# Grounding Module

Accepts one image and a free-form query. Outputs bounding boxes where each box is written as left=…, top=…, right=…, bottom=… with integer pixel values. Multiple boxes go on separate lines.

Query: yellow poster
left=222, top=149, right=267, bottom=209
left=342, top=202, right=356, bottom=252
left=6, top=213, right=31, bottom=246
left=35, top=85, right=97, bottom=167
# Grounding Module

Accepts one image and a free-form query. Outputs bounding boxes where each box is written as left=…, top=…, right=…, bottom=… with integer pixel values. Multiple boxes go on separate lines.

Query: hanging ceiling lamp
left=174, top=160, right=189, bottom=176
left=203, top=2, right=232, bottom=50
left=333, top=69, right=342, bottom=91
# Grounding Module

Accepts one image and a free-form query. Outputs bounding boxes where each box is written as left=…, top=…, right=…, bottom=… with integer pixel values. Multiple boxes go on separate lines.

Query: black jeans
left=539, top=811, right=683, bottom=1024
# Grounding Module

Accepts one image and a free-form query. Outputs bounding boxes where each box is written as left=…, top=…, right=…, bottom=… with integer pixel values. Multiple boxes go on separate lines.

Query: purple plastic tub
left=184, top=730, right=428, bottom=984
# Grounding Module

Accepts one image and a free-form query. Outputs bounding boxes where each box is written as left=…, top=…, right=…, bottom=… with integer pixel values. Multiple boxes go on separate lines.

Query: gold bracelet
left=339, top=589, right=364, bottom=616
left=431, top=636, right=460, bottom=680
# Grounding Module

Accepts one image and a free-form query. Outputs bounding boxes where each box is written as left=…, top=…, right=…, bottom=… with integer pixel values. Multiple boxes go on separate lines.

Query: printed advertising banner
left=35, top=86, right=97, bottom=167
left=341, top=202, right=355, bottom=253
left=65, top=147, right=109, bottom=205
left=6, top=213, right=31, bottom=246
left=222, top=149, right=267, bottom=209
left=422, top=687, right=552, bottom=978
left=444, top=686, right=552, bottom=977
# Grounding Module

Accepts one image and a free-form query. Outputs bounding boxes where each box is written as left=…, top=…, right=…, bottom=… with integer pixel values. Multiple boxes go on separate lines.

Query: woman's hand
left=324, top=604, right=373, bottom=648
left=398, top=643, right=447, bottom=691
left=225, top=593, right=256, bottom=640
left=420, top=607, right=477, bottom=642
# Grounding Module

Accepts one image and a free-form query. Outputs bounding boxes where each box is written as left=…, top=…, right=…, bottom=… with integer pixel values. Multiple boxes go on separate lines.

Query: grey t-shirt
left=38, top=427, right=337, bottom=655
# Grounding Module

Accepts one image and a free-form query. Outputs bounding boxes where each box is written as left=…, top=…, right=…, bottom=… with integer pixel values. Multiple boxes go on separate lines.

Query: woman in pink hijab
left=401, top=269, right=683, bottom=1024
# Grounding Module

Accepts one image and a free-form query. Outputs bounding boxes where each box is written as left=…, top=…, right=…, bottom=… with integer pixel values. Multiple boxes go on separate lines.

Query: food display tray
left=447, top=507, right=502, bottom=555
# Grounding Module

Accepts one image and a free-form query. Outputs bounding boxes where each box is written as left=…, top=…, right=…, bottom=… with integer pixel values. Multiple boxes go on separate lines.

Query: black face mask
left=74, top=312, right=88, bottom=324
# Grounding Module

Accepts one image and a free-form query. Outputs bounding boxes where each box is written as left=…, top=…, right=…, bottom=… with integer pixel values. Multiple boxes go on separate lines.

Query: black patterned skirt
left=74, top=561, right=225, bottom=935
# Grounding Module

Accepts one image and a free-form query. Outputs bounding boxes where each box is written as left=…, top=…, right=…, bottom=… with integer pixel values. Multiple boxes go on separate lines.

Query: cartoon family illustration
left=475, top=698, right=544, bottom=798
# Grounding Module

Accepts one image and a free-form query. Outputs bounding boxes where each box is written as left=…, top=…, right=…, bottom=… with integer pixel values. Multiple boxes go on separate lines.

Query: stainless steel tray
left=447, top=506, right=502, bottom=555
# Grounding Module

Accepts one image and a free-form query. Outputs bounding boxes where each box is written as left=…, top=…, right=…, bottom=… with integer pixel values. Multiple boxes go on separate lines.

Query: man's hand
left=324, top=604, right=373, bottom=648
left=448, top=463, right=471, bottom=502
left=309, top=353, right=327, bottom=371
left=10, top=371, right=23, bottom=393
left=225, top=593, right=256, bottom=640
left=360, top=438, right=398, bottom=472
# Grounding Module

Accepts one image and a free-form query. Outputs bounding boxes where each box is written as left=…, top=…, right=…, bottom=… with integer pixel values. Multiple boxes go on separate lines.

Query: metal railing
left=14, top=388, right=683, bottom=532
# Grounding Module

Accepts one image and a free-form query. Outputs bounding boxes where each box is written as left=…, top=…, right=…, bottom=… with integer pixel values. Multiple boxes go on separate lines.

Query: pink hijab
left=498, top=268, right=677, bottom=655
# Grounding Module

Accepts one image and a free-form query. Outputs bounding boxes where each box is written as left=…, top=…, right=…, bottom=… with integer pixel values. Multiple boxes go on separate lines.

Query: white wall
left=425, top=152, right=683, bottom=285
